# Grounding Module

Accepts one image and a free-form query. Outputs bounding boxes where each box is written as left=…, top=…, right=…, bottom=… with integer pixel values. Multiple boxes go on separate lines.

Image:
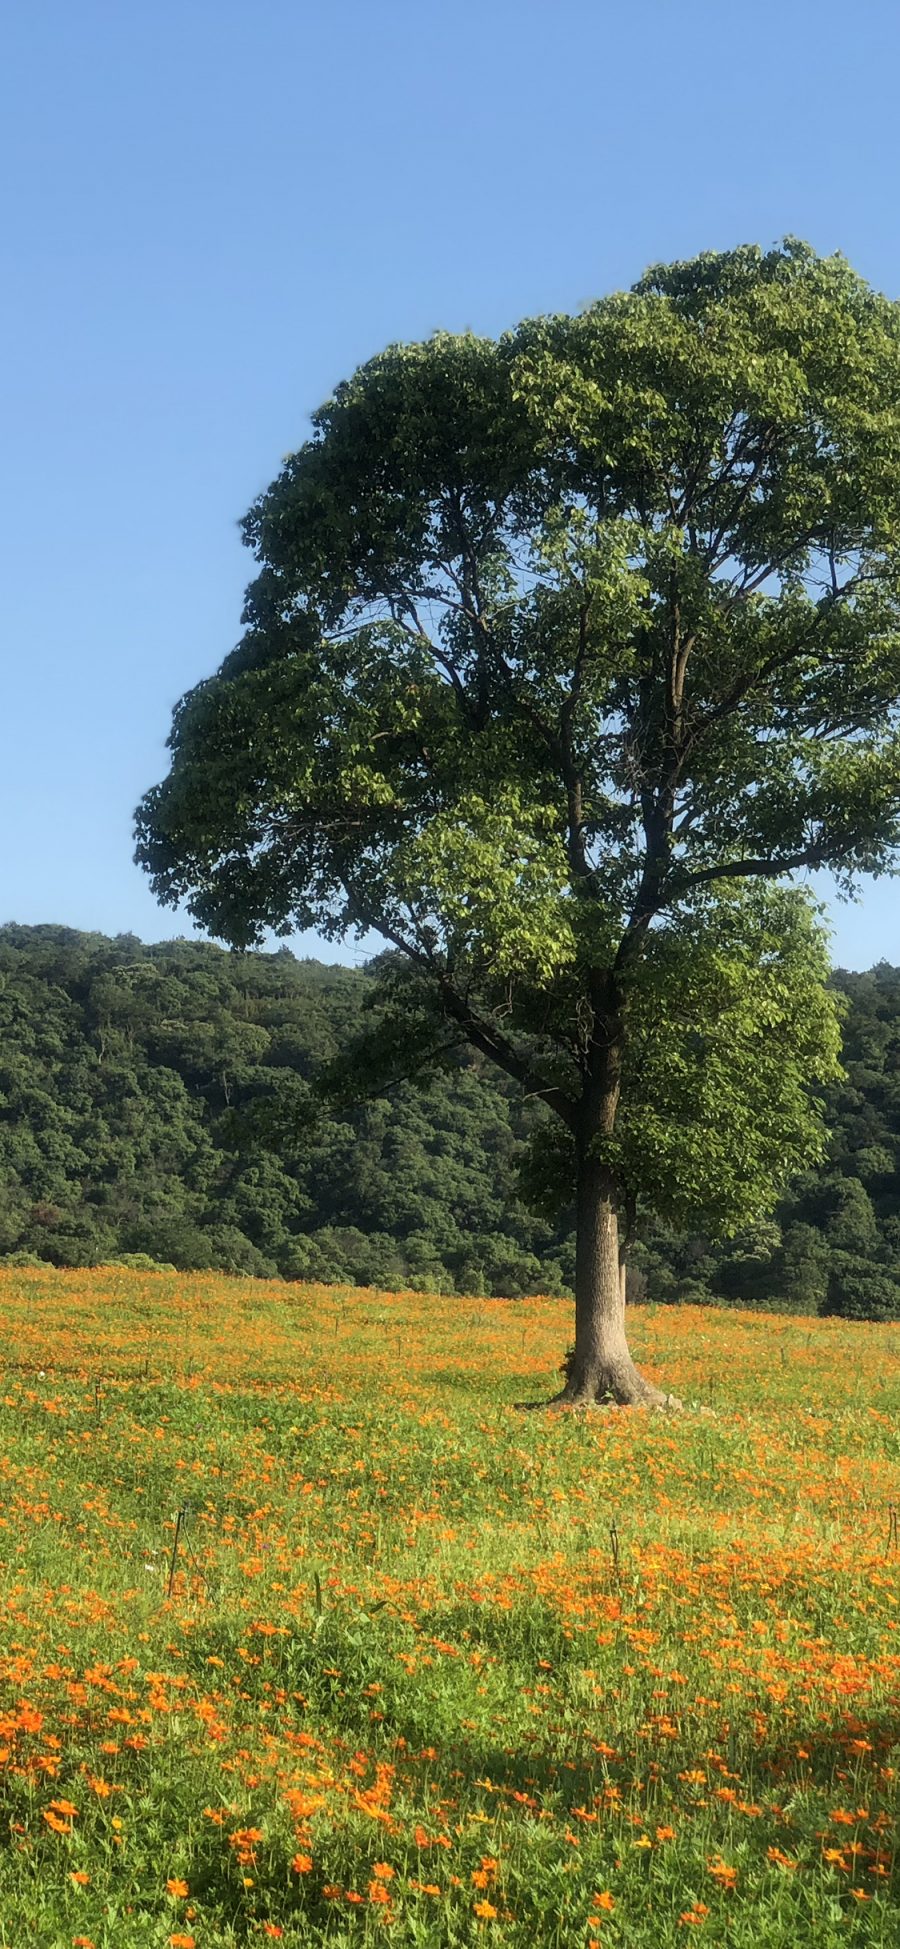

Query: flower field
left=0, top=1268, right=899, bottom=1947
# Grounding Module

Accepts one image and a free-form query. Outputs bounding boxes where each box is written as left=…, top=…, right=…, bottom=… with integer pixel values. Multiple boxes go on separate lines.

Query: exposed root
left=548, top=1344, right=684, bottom=1412
left=513, top=1381, right=684, bottom=1414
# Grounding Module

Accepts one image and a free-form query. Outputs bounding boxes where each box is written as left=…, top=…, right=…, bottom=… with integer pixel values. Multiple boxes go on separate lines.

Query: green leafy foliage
left=137, top=241, right=900, bottom=991
left=0, top=925, right=572, bottom=1296
left=132, top=243, right=900, bottom=1369
left=1, top=924, right=900, bottom=1318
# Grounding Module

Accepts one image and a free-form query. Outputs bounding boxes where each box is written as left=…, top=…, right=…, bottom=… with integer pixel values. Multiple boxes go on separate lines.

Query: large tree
left=136, top=240, right=900, bottom=1407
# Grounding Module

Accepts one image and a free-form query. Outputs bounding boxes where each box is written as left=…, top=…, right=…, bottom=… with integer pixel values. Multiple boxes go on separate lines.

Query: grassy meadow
left=0, top=1267, right=899, bottom=1947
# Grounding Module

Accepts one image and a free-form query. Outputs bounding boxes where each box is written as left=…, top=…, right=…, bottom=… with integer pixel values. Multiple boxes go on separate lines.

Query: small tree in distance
left=136, top=240, right=900, bottom=1408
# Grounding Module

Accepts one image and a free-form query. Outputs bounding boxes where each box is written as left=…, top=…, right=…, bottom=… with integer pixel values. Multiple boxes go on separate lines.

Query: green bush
left=111, top=1253, right=177, bottom=1272
left=822, top=1250, right=900, bottom=1321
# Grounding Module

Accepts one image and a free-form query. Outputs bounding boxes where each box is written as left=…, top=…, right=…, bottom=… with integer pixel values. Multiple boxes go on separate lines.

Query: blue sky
left=3, top=0, right=900, bottom=973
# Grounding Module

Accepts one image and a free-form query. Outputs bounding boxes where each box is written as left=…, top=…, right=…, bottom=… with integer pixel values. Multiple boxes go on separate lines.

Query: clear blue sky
left=3, top=0, right=900, bottom=973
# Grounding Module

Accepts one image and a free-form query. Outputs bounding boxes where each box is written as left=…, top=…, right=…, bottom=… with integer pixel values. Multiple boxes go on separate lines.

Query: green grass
left=0, top=1265, right=898, bottom=1946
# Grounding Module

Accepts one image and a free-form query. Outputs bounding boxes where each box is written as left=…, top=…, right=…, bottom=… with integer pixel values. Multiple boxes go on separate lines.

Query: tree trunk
left=512, top=980, right=682, bottom=1416
left=548, top=994, right=681, bottom=1412
left=550, top=1145, right=678, bottom=1408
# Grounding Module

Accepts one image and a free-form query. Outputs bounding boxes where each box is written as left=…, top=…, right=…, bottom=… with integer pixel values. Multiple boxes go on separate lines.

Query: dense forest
left=2, top=923, right=900, bottom=1320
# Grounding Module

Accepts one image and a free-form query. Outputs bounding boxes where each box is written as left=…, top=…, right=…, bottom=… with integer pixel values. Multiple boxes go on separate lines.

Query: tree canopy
left=138, top=240, right=900, bottom=985
left=134, top=240, right=900, bottom=1401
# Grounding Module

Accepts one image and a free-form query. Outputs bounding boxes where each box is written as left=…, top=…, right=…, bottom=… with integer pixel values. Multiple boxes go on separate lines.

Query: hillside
left=1, top=923, right=900, bottom=1317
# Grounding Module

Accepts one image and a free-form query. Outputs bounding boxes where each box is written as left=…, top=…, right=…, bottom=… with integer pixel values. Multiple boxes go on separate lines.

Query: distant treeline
left=2, top=924, right=899, bottom=1320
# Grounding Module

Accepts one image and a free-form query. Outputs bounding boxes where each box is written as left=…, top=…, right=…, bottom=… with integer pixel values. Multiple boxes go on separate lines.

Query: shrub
left=822, top=1250, right=900, bottom=1322
left=111, top=1253, right=177, bottom=1272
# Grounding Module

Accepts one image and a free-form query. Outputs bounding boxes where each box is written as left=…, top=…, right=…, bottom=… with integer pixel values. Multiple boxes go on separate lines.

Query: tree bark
left=546, top=994, right=682, bottom=1412
left=548, top=1145, right=677, bottom=1407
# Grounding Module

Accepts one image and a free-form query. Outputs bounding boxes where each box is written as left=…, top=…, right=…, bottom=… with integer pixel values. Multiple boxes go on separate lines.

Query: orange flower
left=70, top=1871, right=90, bottom=1887
left=166, top=1878, right=189, bottom=1898
left=371, top=1862, right=394, bottom=1880
left=292, top=1852, right=313, bottom=1873
left=706, top=1857, right=737, bottom=1889
left=368, top=1881, right=391, bottom=1904
left=72, top=1938, right=95, bottom=1948
left=262, top=1928, right=284, bottom=1940
left=474, top=1900, right=498, bottom=1920
left=592, top=1891, right=615, bottom=1910
left=169, top=1936, right=196, bottom=1949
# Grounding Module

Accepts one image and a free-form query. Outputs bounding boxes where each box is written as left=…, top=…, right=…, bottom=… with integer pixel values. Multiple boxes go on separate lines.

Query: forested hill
left=2, top=923, right=900, bottom=1320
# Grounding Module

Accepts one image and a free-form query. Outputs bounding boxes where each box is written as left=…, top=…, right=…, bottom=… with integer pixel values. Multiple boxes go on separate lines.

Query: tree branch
left=680, top=582, right=860, bottom=761
left=434, top=975, right=579, bottom=1129
left=387, top=598, right=477, bottom=727
left=559, top=597, right=595, bottom=884
left=341, top=888, right=579, bottom=1129
left=656, top=840, right=831, bottom=904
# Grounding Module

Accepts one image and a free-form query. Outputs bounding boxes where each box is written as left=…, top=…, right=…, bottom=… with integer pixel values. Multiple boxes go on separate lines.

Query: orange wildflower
left=707, top=1857, right=737, bottom=1888
left=166, top=1878, right=189, bottom=1898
